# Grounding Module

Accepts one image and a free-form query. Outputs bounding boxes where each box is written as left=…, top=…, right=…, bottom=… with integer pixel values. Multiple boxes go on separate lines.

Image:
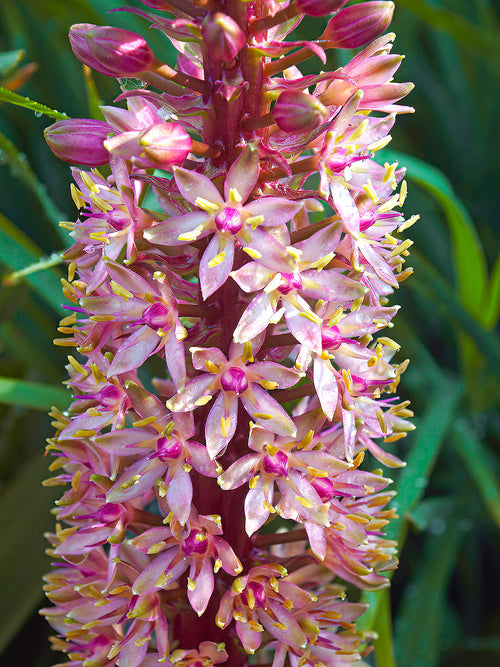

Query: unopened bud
left=323, top=1, right=394, bottom=49
left=44, top=118, right=112, bottom=166
left=203, top=13, right=246, bottom=62
left=69, top=24, right=154, bottom=77
left=273, top=91, right=328, bottom=133
left=295, top=0, right=348, bottom=18
left=104, top=122, right=192, bottom=169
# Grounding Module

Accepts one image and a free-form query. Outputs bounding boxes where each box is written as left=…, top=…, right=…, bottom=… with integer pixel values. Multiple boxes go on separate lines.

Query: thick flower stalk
left=42, top=1, right=417, bottom=665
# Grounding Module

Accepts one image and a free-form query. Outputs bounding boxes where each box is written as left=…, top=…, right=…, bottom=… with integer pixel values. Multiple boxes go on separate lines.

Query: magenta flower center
left=157, top=436, right=182, bottom=461
left=242, top=581, right=267, bottom=608
left=96, top=384, right=122, bottom=408
left=321, top=325, right=343, bottom=349
left=140, top=302, right=171, bottom=329
left=220, top=366, right=248, bottom=395
left=311, top=477, right=335, bottom=502
left=95, top=502, right=123, bottom=523
left=262, top=450, right=289, bottom=477
left=214, top=207, right=243, bottom=234
left=182, top=529, right=209, bottom=556
left=277, top=272, right=303, bottom=295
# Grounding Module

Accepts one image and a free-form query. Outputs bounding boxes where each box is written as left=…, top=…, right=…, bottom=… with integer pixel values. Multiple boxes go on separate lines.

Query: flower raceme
left=42, top=1, right=416, bottom=665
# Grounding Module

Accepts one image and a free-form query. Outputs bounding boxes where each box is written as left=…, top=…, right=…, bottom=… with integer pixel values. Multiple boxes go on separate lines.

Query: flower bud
left=273, top=91, right=329, bottom=133
left=295, top=0, right=348, bottom=18
left=323, top=1, right=394, bottom=49
left=104, top=122, right=192, bottom=169
left=69, top=23, right=154, bottom=77
left=203, top=13, right=246, bottom=62
left=44, top=118, right=112, bottom=166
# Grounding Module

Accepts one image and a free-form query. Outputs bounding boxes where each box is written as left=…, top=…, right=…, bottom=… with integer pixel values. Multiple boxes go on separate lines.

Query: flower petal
left=174, top=167, right=224, bottom=206
left=199, top=235, right=235, bottom=299
left=144, top=212, right=209, bottom=246
left=241, top=384, right=296, bottom=437
left=224, top=144, right=259, bottom=203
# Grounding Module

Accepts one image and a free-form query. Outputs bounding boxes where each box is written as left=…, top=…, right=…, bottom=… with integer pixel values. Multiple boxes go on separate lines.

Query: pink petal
left=107, top=459, right=163, bottom=503
left=167, top=374, right=214, bottom=412
left=241, top=384, right=296, bottom=437
left=252, top=361, right=301, bottom=389
left=108, top=325, right=161, bottom=376
left=144, top=212, right=209, bottom=246
left=296, top=222, right=342, bottom=262
left=205, top=392, right=238, bottom=459
left=330, top=181, right=360, bottom=238
left=224, top=144, right=259, bottom=203
left=188, top=441, right=219, bottom=477
left=247, top=226, right=295, bottom=273
left=313, top=357, right=338, bottom=421
left=191, top=347, right=227, bottom=370
left=230, top=262, right=273, bottom=293
left=163, top=332, right=187, bottom=390
left=244, top=478, right=271, bottom=536
left=166, top=468, right=193, bottom=525
left=218, top=454, right=258, bottom=490
left=233, top=292, right=275, bottom=343
left=212, top=537, right=242, bottom=575
left=188, top=558, right=214, bottom=616
left=283, top=300, right=321, bottom=353
left=199, top=235, right=235, bottom=299
left=174, top=167, right=223, bottom=206
left=132, top=550, right=179, bottom=596
left=245, top=197, right=302, bottom=226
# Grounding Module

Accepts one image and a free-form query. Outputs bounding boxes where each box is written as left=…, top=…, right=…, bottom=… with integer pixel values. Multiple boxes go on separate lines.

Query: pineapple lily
left=41, top=0, right=416, bottom=664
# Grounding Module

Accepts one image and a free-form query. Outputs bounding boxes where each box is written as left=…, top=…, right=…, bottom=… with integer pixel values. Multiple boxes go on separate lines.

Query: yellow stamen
left=195, top=197, right=219, bottom=213
left=207, top=251, right=226, bottom=268
left=70, top=184, right=85, bottom=208
left=246, top=215, right=265, bottom=229
left=242, top=246, right=262, bottom=259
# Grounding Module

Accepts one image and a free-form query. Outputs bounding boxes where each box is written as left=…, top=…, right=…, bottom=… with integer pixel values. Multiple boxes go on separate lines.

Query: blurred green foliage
left=0, top=1, right=499, bottom=665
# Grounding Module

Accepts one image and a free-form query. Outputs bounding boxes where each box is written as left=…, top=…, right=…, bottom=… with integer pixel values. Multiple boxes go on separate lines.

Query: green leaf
left=0, top=454, right=59, bottom=654
left=394, top=512, right=465, bottom=667
left=483, top=253, right=500, bottom=329
left=0, top=85, right=70, bottom=119
left=3, top=252, right=64, bottom=286
left=0, top=377, right=68, bottom=410
left=394, top=0, right=500, bottom=60
left=0, top=211, right=64, bottom=314
left=410, top=251, right=500, bottom=376
left=382, top=150, right=488, bottom=321
left=0, top=49, right=25, bottom=78
left=452, top=420, right=500, bottom=531
left=372, top=588, right=396, bottom=667
left=388, top=375, right=464, bottom=546
left=0, top=130, right=68, bottom=239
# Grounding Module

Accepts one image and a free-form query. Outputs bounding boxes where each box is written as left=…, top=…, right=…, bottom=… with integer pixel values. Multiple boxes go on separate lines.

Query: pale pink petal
left=212, top=537, right=242, bottom=575
left=342, top=406, right=357, bottom=462
left=245, top=197, right=302, bottom=226
left=174, top=167, right=223, bottom=206
left=236, top=622, right=263, bottom=654
left=313, top=357, right=338, bottom=421
left=251, top=361, right=301, bottom=389
left=301, top=269, right=367, bottom=301
left=191, top=347, right=227, bottom=370
left=358, top=238, right=398, bottom=287
left=188, top=441, right=218, bottom=477
left=259, top=601, right=307, bottom=649
left=283, top=300, right=321, bottom=353
left=143, top=212, right=209, bottom=246
left=247, top=226, right=295, bottom=272
left=188, top=558, right=214, bottom=616
left=232, top=292, right=275, bottom=343
left=166, top=468, right=192, bottom=525
left=205, top=392, right=238, bottom=459
left=108, top=325, right=161, bottom=376
left=107, top=459, right=164, bottom=503
left=241, top=384, right=296, bottom=437
left=132, top=550, right=179, bottom=595
left=244, top=478, right=270, bottom=536
left=199, top=235, right=235, bottom=299
left=230, top=262, right=273, bottom=293
left=224, top=144, right=259, bottom=203
left=218, top=454, right=258, bottom=490
left=296, top=222, right=342, bottom=262
left=166, top=374, right=214, bottom=412
left=306, top=521, right=326, bottom=561
left=330, top=181, right=360, bottom=238
left=163, top=332, right=187, bottom=389
left=338, top=305, right=399, bottom=336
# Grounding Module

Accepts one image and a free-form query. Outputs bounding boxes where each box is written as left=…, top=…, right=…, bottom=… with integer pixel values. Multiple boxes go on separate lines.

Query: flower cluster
left=42, top=1, right=416, bottom=665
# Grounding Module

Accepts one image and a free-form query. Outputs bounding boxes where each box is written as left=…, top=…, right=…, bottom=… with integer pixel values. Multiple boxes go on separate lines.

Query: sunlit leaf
left=0, top=85, right=70, bottom=119
left=0, top=377, right=68, bottom=410
left=0, top=49, right=25, bottom=78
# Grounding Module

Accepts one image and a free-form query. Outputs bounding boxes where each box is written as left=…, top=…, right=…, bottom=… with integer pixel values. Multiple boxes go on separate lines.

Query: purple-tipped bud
left=295, top=0, right=348, bottom=18
left=104, top=122, right=192, bottom=169
left=203, top=13, right=246, bottom=62
left=323, top=1, right=394, bottom=49
left=69, top=23, right=154, bottom=77
left=273, top=91, right=329, bottom=133
left=44, top=119, right=112, bottom=166
left=220, top=367, right=249, bottom=395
